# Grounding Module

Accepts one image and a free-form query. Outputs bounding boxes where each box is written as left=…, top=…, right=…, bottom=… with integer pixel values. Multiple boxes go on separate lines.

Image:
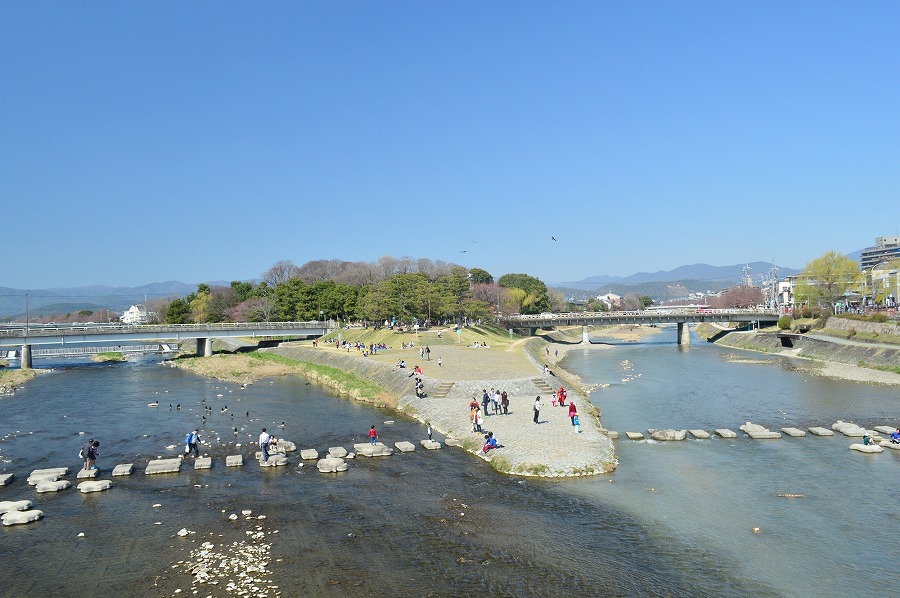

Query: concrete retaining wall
left=822, top=316, right=900, bottom=338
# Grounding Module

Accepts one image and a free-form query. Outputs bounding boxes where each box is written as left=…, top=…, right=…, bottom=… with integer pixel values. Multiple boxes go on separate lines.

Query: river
left=0, top=335, right=897, bottom=597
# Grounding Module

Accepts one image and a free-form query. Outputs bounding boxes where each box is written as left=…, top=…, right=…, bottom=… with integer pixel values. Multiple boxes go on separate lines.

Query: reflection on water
left=1, top=356, right=774, bottom=597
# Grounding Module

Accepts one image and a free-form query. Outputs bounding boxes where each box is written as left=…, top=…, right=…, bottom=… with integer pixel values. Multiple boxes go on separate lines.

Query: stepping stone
left=328, top=447, right=348, bottom=458
left=879, top=441, right=900, bottom=450
left=648, top=429, right=687, bottom=441
left=420, top=440, right=442, bottom=450
left=276, top=439, right=297, bottom=452
left=606, top=431, right=620, bottom=440
left=226, top=455, right=243, bottom=467
left=35, top=479, right=71, bottom=493
left=316, top=456, right=348, bottom=473
left=2, top=509, right=43, bottom=526
left=689, top=429, right=710, bottom=439
left=849, top=443, right=884, bottom=454
left=0, top=500, right=32, bottom=515
left=808, top=427, right=834, bottom=436
left=194, top=457, right=212, bottom=470
left=145, top=458, right=182, bottom=475
left=300, top=449, right=319, bottom=460
left=28, top=468, right=68, bottom=486
left=740, top=422, right=781, bottom=439
left=444, top=438, right=462, bottom=447
left=77, top=480, right=112, bottom=493
left=874, top=425, right=897, bottom=435
left=0, top=473, right=13, bottom=486
left=781, top=427, right=806, bottom=437
left=353, top=442, right=394, bottom=457
left=395, top=441, right=416, bottom=453
left=715, top=429, right=737, bottom=438
left=112, top=464, right=133, bottom=476
left=625, top=432, right=644, bottom=440
left=77, top=468, right=99, bottom=479
left=832, top=420, right=866, bottom=437
left=345, top=453, right=355, bottom=459
left=260, top=454, right=289, bottom=467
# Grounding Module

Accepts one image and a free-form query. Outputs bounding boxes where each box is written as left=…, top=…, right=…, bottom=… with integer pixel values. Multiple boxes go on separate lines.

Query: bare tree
left=145, top=297, right=173, bottom=324
left=335, top=262, right=378, bottom=286
left=262, top=260, right=300, bottom=286
left=374, top=255, right=399, bottom=282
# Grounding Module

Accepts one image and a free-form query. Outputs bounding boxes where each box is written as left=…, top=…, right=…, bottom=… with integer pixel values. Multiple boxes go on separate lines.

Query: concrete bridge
left=506, top=309, right=780, bottom=346
left=0, top=321, right=331, bottom=367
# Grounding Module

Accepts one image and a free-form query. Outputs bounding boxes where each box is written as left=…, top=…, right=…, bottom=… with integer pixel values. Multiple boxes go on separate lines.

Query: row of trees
left=150, top=257, right=564, bottom=325
left=795, top=250, right=900, bottom=310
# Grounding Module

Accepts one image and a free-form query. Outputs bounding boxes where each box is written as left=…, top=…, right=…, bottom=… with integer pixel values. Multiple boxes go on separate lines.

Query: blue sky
left=2, top=2, right=898, bottom=289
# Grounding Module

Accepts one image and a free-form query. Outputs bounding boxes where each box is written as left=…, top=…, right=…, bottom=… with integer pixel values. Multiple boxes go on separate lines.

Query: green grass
left=488, top=455, right=512, bottom=474
left=318, top=323, right=517, bottom=350
left=519, top=462, right=549, bottom=476
left=93, top=352, right=125, bottom=362
left=859, top=362, right=900, bottom=375
left=248, top=351, right=387, bottom=400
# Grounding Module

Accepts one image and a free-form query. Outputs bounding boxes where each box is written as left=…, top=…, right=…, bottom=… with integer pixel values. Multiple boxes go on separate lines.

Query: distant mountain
left=564, top=262, right=801, bottom=290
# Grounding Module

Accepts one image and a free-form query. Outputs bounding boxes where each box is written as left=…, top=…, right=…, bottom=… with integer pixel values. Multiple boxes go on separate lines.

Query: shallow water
left=1, top=344, right=897, bottom=597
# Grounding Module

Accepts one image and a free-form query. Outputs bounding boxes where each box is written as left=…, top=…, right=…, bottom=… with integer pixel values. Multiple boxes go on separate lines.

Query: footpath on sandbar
left=261, top=329, right=621, bottom=478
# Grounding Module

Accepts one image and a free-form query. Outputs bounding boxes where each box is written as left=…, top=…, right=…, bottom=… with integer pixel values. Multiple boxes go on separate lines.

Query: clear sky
left=2, top=2, right=898, bottom=290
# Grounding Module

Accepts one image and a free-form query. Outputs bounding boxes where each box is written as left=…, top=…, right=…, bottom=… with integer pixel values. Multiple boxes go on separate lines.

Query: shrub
left=871, top=312, right=888, bottom=323
left=777, top=316, right=793, bottom=330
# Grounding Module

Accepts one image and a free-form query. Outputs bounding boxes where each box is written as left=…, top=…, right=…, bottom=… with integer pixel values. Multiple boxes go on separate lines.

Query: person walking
left=87, top=440, right=100, bottom=470
left=568, top=402, right=578, bottom=428
left=259, top=428, right=271, bottom=463
left=369, top=425, right=378, bottom=445
left=533, top=396, right=541, bottom=424
left=80, top=438, right=94, bottom=471
left=184, top=429, right=200, bottom=459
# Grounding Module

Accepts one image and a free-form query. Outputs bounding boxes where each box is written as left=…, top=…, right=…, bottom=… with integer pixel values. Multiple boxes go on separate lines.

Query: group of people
left=532, top=392, right=579, bottom=431
left=418, top=346, right=432, bottom=360
left=80, top=438, right=100, bottom=470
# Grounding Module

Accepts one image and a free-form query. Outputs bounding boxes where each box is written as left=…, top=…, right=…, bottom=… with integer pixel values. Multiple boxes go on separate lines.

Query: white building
left=120, top=304, right=147, bottom=325
left=595, top=293, right=622, bottom=310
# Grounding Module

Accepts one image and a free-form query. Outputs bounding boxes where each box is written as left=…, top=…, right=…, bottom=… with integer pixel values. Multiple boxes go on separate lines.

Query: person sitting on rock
left=891, top=429, right=900, bottom=444
left=481, top=432, right=500, bottom=455
left=862, top=434, right=875, bottom=446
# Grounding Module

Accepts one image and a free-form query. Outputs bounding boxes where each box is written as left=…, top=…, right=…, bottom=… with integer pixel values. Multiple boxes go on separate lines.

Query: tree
left=166, top=298, right=192, bottom=324
left=263, top=260, right=300, bottom=286
left=190, top=284, right=212, bottom=323
left=497, top=273, right=550, bottom=314
left=795, top=251, right=860, bottom=309
left=230, top=281, right=255, bottom=303
left=468, top=268, right=493, bottom=285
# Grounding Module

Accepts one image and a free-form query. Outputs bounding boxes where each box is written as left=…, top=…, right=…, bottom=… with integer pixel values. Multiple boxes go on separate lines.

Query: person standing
left=420, top=346, right=425, bottom=359
left=425, top=345, right=431, bottom=361
left=426, top=422, right=433, bottom=441
left=184, top=429, right=200, bottom=458
left=259, top=428, right=271, bottom=463
left=88, top=440, right=100, bottom=470
left=437, top=356, right=442, bottom=367
left=369, top=425, right=378, bottom=445
left=533, top=396, right=541, bottom=424
left=474, top=408, right=484, bottom=433
left=568, top=402, right=578, bottom=427
left=81, top=438, right=94, bottom=471
left=501, top=390, right=509, bottom=415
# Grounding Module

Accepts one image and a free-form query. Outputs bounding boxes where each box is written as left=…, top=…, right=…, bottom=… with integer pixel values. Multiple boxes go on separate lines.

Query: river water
left=0, top=334, right=897, bottom=597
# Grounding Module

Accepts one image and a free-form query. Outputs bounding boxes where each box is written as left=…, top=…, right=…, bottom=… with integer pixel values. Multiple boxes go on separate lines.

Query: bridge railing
left=0, top=321, right=327, bottom=338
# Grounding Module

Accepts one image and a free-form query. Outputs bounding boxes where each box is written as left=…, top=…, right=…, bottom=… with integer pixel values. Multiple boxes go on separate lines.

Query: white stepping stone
left=395, top=441, right=416, bottom=452
left=112, top=464, right=134, bottom=476
left=36, top=479, right=71, bottom=493
left=740, top=422, right=781, bottom=439
left=606, top=431, right=620, bottom=440
left=0, top=500, right=32, bottom=515
left=145, top=458, right=182, bottom=475
left=625, top=432, right=644, bottom=440
left=28, top=468, right=68, bottom=486
left=873, top=425, right=897, bottom=435
left=226, top=455, right=243, bottom=467
left=420, top=440, right=442, bottom=450
left=316, top=456, right=348, bottom=473
left=77, top=468, right=99, bottom=479
left=715, top=429, right=737, bottom=438
left=689, top=429, right=710, bottom=439
left=275, top=439, right=297, bottom=452
left=831, top=420, right=866, bottom=437
left=648, top=429, right=687, bottom=441
left=808, top=427, right=834, bottom=436
left=0, top=473, right=14, bottom=486
left=2, top=509, right=43, bottom=526
left=353, top=442, right=394, bottom=457
left=300, top=449, right=319, bottom=460
left=781, top=427, right=806, bottom=437
left=260, top=454, right=289, bottom=467
left=849, top=443, right=884, bottom=454
left=77, top=480, right=112, bottom=493
left=444, top=438, right=462, bottom=447
left=879, top=441, right=900, bottom=450
left=328, top=447, right=348, bottom=458
left=194, top=457, right=212, bottom=470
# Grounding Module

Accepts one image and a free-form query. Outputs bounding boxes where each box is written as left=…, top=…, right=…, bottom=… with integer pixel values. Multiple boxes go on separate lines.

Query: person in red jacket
left=568, top=401, right=578, bottom=426
left=368, top=425, right=378, bottom=445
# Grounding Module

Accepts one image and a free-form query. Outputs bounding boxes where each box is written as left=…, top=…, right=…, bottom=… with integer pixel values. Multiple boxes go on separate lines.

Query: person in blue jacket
left=481, top=432, right=500, bottom=455
left=891, top=428, right=900, bottom=444
left=184, top=429, right=200, bottom=458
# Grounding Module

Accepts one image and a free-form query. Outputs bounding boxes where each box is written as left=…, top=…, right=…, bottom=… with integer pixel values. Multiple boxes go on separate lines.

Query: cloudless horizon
left=3, top=2, right=898, bottom=289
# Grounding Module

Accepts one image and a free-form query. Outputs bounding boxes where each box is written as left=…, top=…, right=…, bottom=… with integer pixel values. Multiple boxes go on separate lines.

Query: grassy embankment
left=0, top=367, right=38, bottom=390
left=91, top=352, right=125, bottom=363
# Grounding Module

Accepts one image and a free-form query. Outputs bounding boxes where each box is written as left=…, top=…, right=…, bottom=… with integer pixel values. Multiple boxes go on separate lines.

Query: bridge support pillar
left=197, top=338, right=213, bottom=357
left=677, top=323, right=690, bottom=347
left=582, top=326, right=590, bottom=344
left=20, top=344, right=32, bottom=369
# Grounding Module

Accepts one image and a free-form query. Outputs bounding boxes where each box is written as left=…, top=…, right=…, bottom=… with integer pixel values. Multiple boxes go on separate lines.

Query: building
left=859, top=236, right=900, bottom=271
left=120, top=304, right=147, bottom=325
left=595, top=293, right=621, bottom=310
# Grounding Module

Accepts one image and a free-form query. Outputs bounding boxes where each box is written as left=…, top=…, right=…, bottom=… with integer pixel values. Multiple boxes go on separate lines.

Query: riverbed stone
left=688, top=429, right=710, bottom=439
left=77, top=480, right=112, bottom=493
left=879, top=441, right=900, bottom=450
left=625, top=432, right=644, bottom=440
left=874, top=425, right=897, bottom=435
left=808, top=427, right=834, bottom=436
left=832, top=420, right=866, bottom=437
left=715, top=429, right=737, bottom=438
left=260, top=453, right=289, bottom=466
left=0, top=473, right=14, bottom=486
left=275, top=439, right=297, bottom=452
left=781, top=427, right=807, bottom=437
left=226, top=455, right=243, bottom=467
left=648, top=429, right=687, bottom=441
left=849, top=443, right=884, bottom=454
left=0, top=499, right=32, bottom=514
left=300, top=449, right=319, bottom=460
left=145, top=458, right=182, bottom=475
left=739, top=422, right=781, bottom=439
left=316, top=456, right=348, bottom=473
left=444, top=438, right=462, bottom=447
left=353, top=442, right=394, bottom=457
left=420, top=440, right=441, bottom=450
left=2, top=509, right=43, bottom=526
left=76, top=468, right=99, bottom=479
left=328, top=447, right=348, bottom=458
left=35, top=479, right=71, bottom=493
left=28, top=468, right=68, bottom=485
left=112, top=464, right=133, bottom=476
left=395, top=441, right=416, bottom=452
left=194, top=457, right=212, bottom=470
left=606, top=431, right=619, bottom=440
